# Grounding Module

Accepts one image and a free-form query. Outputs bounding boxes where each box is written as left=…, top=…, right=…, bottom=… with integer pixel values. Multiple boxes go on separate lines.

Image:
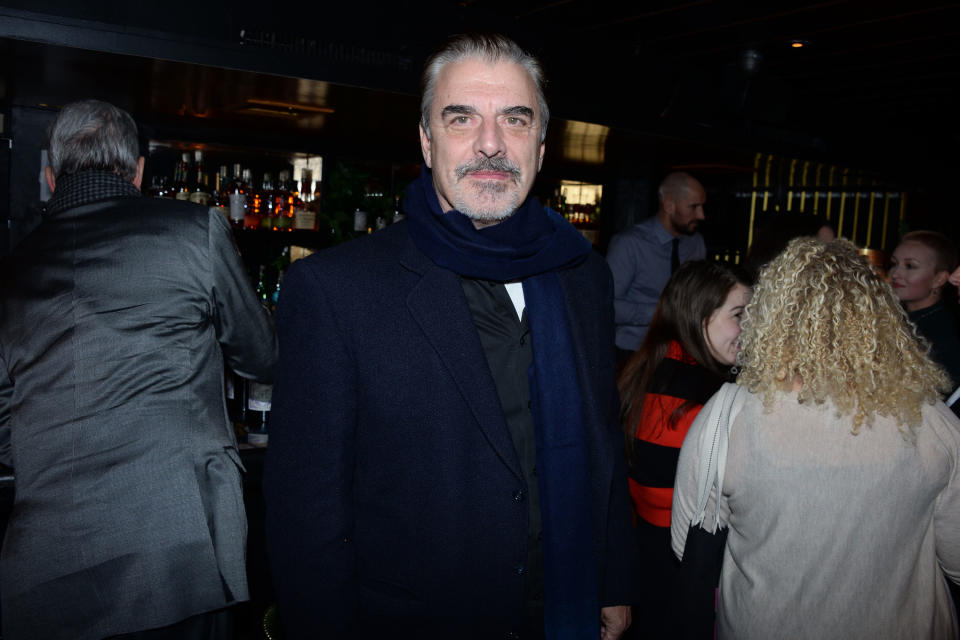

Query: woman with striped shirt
left=618, top=260, right=748, bottom=638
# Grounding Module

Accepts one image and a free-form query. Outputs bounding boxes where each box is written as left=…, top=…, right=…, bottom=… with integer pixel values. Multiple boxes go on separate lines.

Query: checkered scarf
left=44, top=170, right=141, bottom=215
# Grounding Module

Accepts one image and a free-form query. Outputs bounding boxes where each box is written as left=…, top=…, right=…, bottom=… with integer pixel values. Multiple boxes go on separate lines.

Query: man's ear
left=131, top=157, right=145, bottom=190
left=419, top=124, right=433, bottom=168
left=44, top=166, right=56, bottom=194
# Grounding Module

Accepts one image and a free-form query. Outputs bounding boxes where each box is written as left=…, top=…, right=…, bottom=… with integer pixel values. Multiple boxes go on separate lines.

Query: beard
left=673, top=215, right=699, bottom=236
left=452, top=157, right=524, bottom=225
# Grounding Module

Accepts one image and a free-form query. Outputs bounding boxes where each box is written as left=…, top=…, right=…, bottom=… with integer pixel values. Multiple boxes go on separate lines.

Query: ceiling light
left=242, top=99, right=335, bottom=116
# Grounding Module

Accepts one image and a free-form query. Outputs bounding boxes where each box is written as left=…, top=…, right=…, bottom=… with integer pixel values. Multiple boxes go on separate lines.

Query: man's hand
left=600, top=605, right=631, bottom=640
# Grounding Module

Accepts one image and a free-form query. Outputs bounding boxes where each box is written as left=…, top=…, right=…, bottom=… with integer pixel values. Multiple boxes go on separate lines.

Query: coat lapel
left=400, top=238, right=522, bottom=480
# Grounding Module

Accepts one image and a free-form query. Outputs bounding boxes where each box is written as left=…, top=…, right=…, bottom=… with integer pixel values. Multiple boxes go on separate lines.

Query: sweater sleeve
left=671, top=386, right=739, bottom=560
left=934, top=402, right=960, bottom=584
left=671, top=391, right=716, bottom=559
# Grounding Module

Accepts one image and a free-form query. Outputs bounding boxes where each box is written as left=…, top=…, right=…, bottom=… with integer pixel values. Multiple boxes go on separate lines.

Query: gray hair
left=46, top=99, right=140, bottom=182
left=420, top=33, right=550, bottom=143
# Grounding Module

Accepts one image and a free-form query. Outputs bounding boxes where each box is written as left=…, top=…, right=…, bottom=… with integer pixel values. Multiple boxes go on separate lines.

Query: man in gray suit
left=0, top=100, right=276, bottom=639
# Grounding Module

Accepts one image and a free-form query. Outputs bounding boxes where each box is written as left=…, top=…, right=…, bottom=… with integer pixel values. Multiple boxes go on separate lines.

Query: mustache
left=455, top=157, right=522, bottom=181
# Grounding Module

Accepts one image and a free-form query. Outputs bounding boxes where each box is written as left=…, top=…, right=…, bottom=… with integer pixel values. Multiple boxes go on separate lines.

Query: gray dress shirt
left=605, top=216, right=705, bottom=351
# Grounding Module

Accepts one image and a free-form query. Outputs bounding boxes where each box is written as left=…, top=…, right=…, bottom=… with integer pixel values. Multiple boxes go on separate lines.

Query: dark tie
left=670, top=237, right=680, bottom=274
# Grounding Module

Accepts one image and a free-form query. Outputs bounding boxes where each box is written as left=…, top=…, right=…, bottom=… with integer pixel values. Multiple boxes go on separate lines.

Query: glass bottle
left=210, top=165, right=229, bottom=219
left=353, top=207, right=368, bottom=236
left=392, top=194, right=405, bottom=223
left=188, top=150, right=211, bottom=206
left=226, top=164, right=246, bottom=228
left=293, top=168, right=318, bottom=231
left=273, top=170, right=294, bottom=231
left=258, top=173, right=276, bottom=230
left=246, top=381, right=271, bottom=447
left=241, top=168, right=260, bottom=230
left=255, top=264, right=269, bottom=304
left=270, top=269, right=284, bottom=312
left=173, top=152, right=191, bottom=201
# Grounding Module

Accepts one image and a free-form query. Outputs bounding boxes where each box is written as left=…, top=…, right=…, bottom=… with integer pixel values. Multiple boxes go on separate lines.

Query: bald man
left=606, top=172, right=707, bottom=360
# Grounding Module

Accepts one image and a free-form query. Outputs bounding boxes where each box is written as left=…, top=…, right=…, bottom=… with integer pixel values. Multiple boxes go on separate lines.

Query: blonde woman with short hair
left=673, top=237, right=960, bottom=639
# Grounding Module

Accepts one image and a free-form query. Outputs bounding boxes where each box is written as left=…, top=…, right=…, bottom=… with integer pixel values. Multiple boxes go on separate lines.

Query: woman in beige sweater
left=673, top=237, right=960, bottom=639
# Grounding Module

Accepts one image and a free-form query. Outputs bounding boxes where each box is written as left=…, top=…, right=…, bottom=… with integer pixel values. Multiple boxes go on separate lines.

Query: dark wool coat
left=264, top=220, right=635, bottom=639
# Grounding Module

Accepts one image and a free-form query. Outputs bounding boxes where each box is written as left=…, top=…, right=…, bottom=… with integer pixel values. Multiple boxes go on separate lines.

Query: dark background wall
left=1, top=1, right=958, bottom=257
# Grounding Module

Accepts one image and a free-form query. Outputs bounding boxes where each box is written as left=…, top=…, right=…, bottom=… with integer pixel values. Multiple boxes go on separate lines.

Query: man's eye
left=452, top=116, right=470, bottom=124
left=505, top=116, right=527, bottom=126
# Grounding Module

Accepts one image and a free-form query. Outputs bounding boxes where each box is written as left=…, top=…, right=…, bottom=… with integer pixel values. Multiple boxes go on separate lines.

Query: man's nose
left=474, top=119, right=506, bottom=157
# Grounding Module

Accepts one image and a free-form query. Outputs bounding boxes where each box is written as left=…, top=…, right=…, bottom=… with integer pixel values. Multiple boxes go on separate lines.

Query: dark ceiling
left=392, top=0, right=960, bottom=174
left=1, top=1, right=959, bottom=178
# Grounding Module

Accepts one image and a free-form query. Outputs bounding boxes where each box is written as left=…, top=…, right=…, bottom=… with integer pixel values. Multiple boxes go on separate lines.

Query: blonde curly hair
left=737, top=237, right=950, bottom=434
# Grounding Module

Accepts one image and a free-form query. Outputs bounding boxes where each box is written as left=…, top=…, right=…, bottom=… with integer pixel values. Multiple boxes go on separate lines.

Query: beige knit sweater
left=673, top=388, right=960, bottom=640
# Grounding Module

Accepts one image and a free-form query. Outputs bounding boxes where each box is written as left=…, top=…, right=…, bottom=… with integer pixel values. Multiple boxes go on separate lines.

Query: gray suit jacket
left=0, top=192, right=276, bottom=639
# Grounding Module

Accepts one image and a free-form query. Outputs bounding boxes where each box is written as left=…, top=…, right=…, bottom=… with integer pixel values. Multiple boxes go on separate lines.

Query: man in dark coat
left=0, top=100, right=276, bottom=640
left=264, top=34, right=635, bottom=640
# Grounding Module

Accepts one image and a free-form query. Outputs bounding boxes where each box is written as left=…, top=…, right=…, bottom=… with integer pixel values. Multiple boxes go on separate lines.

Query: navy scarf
left=405, top=169, right=601, bottom=638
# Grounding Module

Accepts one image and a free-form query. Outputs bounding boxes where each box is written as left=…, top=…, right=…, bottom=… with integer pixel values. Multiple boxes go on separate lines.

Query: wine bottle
left=392, top=194, right=405, bottom=223
left=188, top=151, right=211, bottom=206
left=258, top=173, right=276, bottom=230
left=274, top=170, right=294, bottom=231
left=227, top=164, right=247, bottom=228
left=241, top=168, right=260, bottom=230
left=246, top=381, right=272, bottom=447
left=173, top=152, right=191, bottom=201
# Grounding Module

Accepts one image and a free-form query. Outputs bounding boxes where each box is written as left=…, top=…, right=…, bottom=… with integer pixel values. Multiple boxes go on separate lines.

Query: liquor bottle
left=173, top=152, right=191, bottom=201
left=273, top=170, right=294, bottom=231
left=188, top=151, right=211, bottom=206
left=294, top=168, right=318, bottom=231
left=287, top=171, right=304, bottom=226
left=210, top=165, right=230, bottom=220
left=226, top=164, right=247, bottom=228
left=246, top=381, right=272, bottom=447
left=147, top=175, right=170, bottom=198
left=353, top=207, right=368, bottom=236
left=225, top=366, right=248, bottom=424
left=392, top=195, right=405, bottom=223
left=241, top=168, right=261, bottom=230
left=270, top=269, right=284, bottom=312
left=258, top=173, right=276, bottom=230
left=255, top=264, right=269, bottom=304
left=299, top=168, right=313, bottom=204
left=217, top=165, right=229, bottom=196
